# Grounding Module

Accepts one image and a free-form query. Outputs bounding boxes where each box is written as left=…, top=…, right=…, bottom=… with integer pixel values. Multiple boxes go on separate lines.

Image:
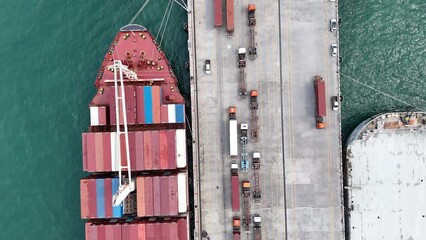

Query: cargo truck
left=231, top=163, right=240, bottom=212
left=247, top=4, right=257, bottom=57
left=252, top=152, right=261, bottom=202
left=233, top=216, right=241, bottom=240
left=214, top=0, right=223, bottom=27
left=226, top=0, right=234, bottom=34
left=253, top=214, right=262, bottom=240
left=229, top=106, right=238, bottom=157
left=242, top=180, right=251, bottom=231
left=314, top=76, right=326, bottom=129
left=250, top=90, right=259, bottom=142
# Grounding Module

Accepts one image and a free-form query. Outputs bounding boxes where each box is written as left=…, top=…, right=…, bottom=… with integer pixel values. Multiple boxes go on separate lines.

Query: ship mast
left=111, top=60, right=136, bottom=206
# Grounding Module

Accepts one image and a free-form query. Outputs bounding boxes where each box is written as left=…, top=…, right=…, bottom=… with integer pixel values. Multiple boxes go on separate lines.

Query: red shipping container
left=159, top=131, right=168, bottom=169
left=135, top=131, right=144, bottom=170
left=97, top=225, right=106, bottom=240
left=128, top=132, right=136, bottom=169
left=122, top=224, right=130, bottom=240
left=136, top=177, right=146, bottom=217
left=129, top=224, right=138, bottom=240
left=113, top=224, right=122, bottom=240
left=214, top=0, right=223, bottom=27
left=102, top=132, right=112, bottom=171
left=86, top=133, right=96, bottom=171
left=160, top=176, right=169, bottom=215
left=226, top=0, right=234, bottom=33
left=151, top=131, right=160, bottom=170
left=105, top=225, right=114, bottom=240
left=160, top=105, right=168, bottom=123
left=169, top=175, right=178, bottom=215
left=153, top=176, right=161, bottom=216
left=95, top=133, right=104, bottom=171
left=104, top=178, right=113, bottom=217
left=170, top=222, right=179, bottom=240
left=167, top=130, right=177, bottom=169
left=154, top=223, right=162, bottom=239
left=161, top=223, right=170, bottom=239
left=152, top=86, right=161, bottom=123
left=125, top=86, right=136, bottom=125
left=143, top=131, right=152, bottom=170
left=146, top=223, right=155, bottom=240
left=85, top=223, right=97, bottom=240
left=136, top=86, right=145, bottom=124
left=137, top=223, right=146, bottom=240
left=80, top=180, right=90, bottom=218
left=82, top=134, right=88, bottom=170
left=144, top=177, right=154, bottom=216
left=178, top=218, right=188, bottom=240
left=120, top=134, right=127, bottom=166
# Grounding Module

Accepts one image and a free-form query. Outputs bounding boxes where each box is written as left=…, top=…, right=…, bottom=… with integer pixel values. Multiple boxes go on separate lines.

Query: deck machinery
left=252, top=152, right=261, bottom=203
left=247, top=4, right=257, bottom=58
left=250, top=90, right=259, bottom=142
left=238, top=48, right=247, bottom=97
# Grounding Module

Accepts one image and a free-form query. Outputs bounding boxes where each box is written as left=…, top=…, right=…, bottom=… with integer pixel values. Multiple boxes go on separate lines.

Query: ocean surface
left=0, top=0, right=424, bottom=239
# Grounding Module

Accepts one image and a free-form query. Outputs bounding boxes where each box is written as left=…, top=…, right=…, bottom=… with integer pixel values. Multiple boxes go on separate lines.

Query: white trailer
left=230, top=119, right=238, bottom=157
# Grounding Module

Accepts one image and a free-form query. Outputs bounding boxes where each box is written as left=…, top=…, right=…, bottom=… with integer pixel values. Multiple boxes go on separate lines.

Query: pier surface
left=187, top=0, right=344, bottom=239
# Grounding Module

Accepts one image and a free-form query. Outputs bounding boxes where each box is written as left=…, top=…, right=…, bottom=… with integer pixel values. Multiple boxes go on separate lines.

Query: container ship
left=80, top=24, right=189, bottom=240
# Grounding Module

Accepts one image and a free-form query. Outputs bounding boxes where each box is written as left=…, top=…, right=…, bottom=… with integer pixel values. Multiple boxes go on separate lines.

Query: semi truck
left=233, top=216, right=241, bottom=240
left=247, top=4, right=257, bottom=57
left=229, top=106, right=238, bottom=157
left=231, top=163, right=240, bottom=212
left=253, top=214, right=262, bottom=240
left=314, top=76, right=326, bottom=129
left=238, top=48, right=247, bottom=96
left=214, top=0, right=223, bottom=27
left=250, top=90, right=259, bottom=142
left=242, top=180, right=251, bottom=231
left=240, top=123, right=249, bottom=171
left=226, top=0, right=234, bottom=34
left=252, top=152, right=261, bottom=202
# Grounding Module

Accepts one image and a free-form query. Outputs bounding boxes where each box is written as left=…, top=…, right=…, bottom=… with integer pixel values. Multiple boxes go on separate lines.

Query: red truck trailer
left=226, top=0, right=234, bottom=34
left=314, top=76, right=326, bottom=129
left=231, top=163, right=240, bottom=211
left=214, top=0, right=223, bottom=27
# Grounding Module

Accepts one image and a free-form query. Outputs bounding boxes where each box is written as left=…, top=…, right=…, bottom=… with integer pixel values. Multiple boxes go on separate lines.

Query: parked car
left=330, top=19, right=337, bottom=32
left=332, top=96, right=339, bottom=111
left=205, top=60, right=211, bottom=74
left=331, top=44, right=338, bottom=56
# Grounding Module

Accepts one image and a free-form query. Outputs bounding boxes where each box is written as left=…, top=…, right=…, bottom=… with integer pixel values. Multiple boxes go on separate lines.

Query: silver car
left=330, top=19, right=337, bottom=32
left=331, top=44, right=338, bottom=57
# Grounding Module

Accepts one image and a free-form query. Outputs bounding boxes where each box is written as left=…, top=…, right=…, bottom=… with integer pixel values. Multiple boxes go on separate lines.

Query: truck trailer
left=229, top=106, right=238, bottom=156
left=226, top=0, right=234, bottom=34
left=314, top=76, right=326, bottom=129
left=231, top=163, right=240, bottom=212
left=253, top=214, right=262, bottom=240
left=214, top=0, right=223, bottom=27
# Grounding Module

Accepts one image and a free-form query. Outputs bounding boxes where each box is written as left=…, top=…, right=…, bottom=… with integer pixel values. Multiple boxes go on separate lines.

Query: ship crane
left=109, top=60, right=136, bottom=206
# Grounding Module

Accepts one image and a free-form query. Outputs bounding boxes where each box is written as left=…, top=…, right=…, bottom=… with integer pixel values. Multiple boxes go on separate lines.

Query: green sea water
left=0, top=1, right=188, bottom=239
left=0, top=0, right=424, bottom=239
left=340, top=0, right=426, bottom=138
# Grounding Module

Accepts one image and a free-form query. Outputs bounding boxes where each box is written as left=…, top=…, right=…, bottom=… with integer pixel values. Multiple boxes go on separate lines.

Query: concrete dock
left=187, top=0, right=344, bottom=239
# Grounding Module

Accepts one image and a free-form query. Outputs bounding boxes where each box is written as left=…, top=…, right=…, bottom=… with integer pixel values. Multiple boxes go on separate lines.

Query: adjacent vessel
left=80, top=24, right=189, bottom=240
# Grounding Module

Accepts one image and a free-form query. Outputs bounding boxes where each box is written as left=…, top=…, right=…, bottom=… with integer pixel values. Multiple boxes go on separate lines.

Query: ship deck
left=188, top=0, right=344, bottom=239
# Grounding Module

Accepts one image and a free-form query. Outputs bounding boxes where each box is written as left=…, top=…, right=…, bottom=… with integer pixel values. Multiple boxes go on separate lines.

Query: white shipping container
left=177, top=172, right=187, bottom=213
left=176, top=129, right=187, bottom=168
left=229, top=119, right=238, bottom=157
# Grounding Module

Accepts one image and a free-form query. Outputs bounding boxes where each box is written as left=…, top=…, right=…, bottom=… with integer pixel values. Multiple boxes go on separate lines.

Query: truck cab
left=205, top=60, right=211, bottom=74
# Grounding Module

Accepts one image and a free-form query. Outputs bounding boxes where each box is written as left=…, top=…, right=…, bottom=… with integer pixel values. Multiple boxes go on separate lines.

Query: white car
left=205, top=60, right=211, bottom=74
left=332, top=96, right=339, bottom=111
left=331, top=44, right=338, bottom=57
left=330, top=19, right=337, bottom=32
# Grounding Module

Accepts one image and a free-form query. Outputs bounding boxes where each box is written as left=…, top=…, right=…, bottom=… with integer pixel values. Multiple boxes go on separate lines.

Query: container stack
left=80, top=25, right=189, bottom=240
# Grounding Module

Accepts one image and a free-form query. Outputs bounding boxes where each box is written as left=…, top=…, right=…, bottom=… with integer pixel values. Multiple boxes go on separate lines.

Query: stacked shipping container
left=136, top=173, right=187, bottom=217
left=85, top=218, right=188, bottom=240
left=82, top=129, right=186, bottom=172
